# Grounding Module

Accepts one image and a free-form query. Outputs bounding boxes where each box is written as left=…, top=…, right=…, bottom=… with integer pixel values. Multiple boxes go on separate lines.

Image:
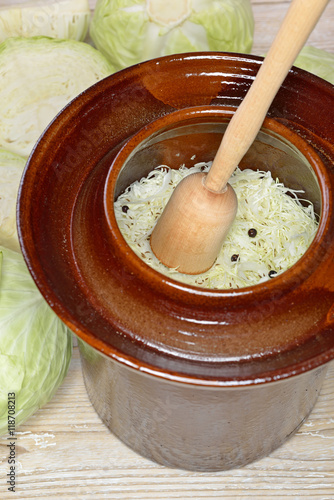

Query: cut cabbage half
left=0, top=0, right=91, bottom=42
left=0, top=148, right=26, bottom=253
left=0, top=36, right=114, bottom=158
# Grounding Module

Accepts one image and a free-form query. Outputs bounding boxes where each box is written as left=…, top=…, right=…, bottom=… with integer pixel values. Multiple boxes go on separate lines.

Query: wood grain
left=1, top=347, right=334, bottom=499
left=251, top=0, right=334, bottom=55
left=1, top=1, right=334, bottom=498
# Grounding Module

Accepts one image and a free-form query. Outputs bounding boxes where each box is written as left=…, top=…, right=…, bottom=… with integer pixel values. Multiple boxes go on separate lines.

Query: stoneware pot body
left=18, top=53, right=334, bottom=471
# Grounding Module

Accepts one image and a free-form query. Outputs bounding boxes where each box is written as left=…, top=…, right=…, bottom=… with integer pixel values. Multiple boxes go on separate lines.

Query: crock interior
left=114, top=116, right=321, bottom=221
left=108, top=109, right=322, bottom=297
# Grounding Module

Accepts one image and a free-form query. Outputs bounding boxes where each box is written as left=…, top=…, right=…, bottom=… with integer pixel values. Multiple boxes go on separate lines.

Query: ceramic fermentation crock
left=17, top=53, right=334, bottom=471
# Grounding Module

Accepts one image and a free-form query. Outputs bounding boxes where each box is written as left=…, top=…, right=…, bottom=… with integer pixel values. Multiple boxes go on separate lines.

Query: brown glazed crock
left=17, top=53, right=334, bottom=471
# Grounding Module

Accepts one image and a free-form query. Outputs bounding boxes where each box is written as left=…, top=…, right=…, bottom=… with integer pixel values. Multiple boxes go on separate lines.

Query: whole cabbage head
left=90, top=0, right=254, bottom=71
left=0, top=246, right=73, bottom=435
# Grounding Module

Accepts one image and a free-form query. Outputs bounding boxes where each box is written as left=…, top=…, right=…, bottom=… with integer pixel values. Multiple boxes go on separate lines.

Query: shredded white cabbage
left=114, top=163, right=318, bottom=289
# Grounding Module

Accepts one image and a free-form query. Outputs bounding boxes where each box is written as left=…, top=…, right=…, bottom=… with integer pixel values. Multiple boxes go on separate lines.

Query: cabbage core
left=147, top=0, right=192, bottom=27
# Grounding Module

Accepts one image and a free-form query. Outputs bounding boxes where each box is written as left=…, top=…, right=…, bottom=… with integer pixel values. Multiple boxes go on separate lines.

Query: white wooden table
left=1, top=1, right=334, bottom=498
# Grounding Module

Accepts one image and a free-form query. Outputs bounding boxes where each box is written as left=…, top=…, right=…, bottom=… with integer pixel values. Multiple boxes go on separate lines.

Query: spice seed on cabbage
left=114, top=163, right=318, bottom=289
left=0, top=36, right=114, bottom=158
left=90, top=0, right=254, bottom=71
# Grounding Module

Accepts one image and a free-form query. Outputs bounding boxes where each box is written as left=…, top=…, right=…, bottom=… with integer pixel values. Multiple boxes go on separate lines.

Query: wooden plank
left=252, top=0, right=334, bottom=54
left=1, top=347, right=334, bottom=498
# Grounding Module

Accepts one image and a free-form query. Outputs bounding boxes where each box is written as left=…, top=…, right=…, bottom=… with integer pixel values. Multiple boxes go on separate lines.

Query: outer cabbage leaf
left=0, top=149, right=26, bottom=253
left=0, top=246, right=73, bottom=436
left=189, top=0, right=254, bottom=53
left=294, top=46, right=334, bottom=85
left=0, top=36, right=115, bottom=158
left=0, top=0, right=91, bottom=43
left=90, top=0, right=254, bottom=71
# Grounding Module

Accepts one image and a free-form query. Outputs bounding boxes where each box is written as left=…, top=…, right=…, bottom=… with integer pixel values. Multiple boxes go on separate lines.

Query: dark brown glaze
left=80, top=342, right=326, bottom=471
left=17, top=53, right=334, bottom=470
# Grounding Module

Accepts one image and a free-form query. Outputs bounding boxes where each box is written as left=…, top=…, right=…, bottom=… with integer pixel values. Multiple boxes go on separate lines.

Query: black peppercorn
left=122, top=205, right=129, bottom=213
left=269, top=270, right=277, bottom=278
left=248, top=228, right=257, bottom=237
left=231, top=254, right=239, bottom=262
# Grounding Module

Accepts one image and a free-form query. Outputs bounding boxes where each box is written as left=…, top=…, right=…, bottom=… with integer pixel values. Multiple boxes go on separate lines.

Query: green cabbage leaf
left=0, top=36, right=115, bottom=158
left=0, top=149, right=26, bottom=253
left=90, top=0, right=254, bottom=71
left=294, top=45, right=334, bottom=85
left=0, top=246, right=73, bottom=435
left=0, top=0, right=91, bottom=43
